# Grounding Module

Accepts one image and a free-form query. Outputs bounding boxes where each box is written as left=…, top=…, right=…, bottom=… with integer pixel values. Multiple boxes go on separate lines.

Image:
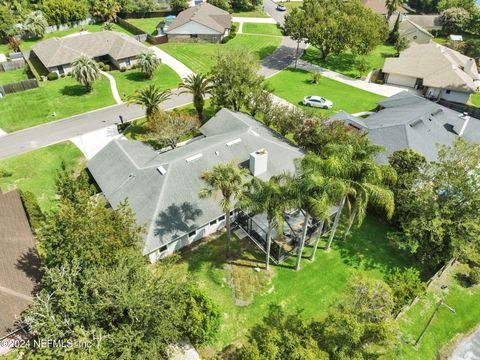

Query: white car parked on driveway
left=302, top=96, right=333, bottom=109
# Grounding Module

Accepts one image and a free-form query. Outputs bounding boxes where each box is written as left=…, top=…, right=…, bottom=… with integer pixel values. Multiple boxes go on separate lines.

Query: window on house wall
left=125, top=58, right=131, bottom=66
left=190, top=34, right=198, bottom=38
left=210, top=219, right=217, bottom=226
left=446, top=90, right=451, bottom=94
left=188, top=230, right=196, bottom=238
left=159, top=245, right=167, bottom=253
left=219, top=215, right=226, bottom=221
left=58, top=65, right=65, bottom=74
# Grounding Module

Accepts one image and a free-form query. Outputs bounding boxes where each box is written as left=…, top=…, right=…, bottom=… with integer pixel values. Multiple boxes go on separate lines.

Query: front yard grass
left=19, top=24, right=136, bottom=52
left=0, top=68, right=29, bottom=85
left=469, top=93, right=480, bottom=107
left=0, top=142, right=84, bottom=211
left=266, top=68, right=384, bottom=115
left=126, top=17, right=165, bottom=35
left=0, top=76, right=115, bottom=132
left=282, top=1, right=303, bottom=11
left=174, top=216, right=414, bottom=352
left=158, top=34, right=281, bottom=73
left=232, top=7, right=269, bottom=17
left=110, top=64, right=181, bottom=101
left=242, top=23, right=283, bottom=36
left=302, top=44, right=397, bottom=78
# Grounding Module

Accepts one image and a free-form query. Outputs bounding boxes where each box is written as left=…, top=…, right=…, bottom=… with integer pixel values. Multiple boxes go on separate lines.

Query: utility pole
left=414, top=299, right=456, bottom=347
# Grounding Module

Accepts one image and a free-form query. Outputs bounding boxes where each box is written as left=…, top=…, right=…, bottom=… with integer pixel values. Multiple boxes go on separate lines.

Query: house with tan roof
left=31, top=31, right=148, bottom=75
left=383, top=43, right=480, bottom=103
left=166, top=3, right=232, bottom=43
left=389, top=16, right=434, bottom=44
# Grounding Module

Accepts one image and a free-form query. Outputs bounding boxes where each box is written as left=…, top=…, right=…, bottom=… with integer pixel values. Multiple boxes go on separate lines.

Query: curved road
left=0, top=2, right=303, bottom=160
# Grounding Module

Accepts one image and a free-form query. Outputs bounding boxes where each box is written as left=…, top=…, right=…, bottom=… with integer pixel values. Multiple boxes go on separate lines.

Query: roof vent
left=226, top=138, right=242, bottom=147
left=157, top=166, right=167, bottom=175
left=215, top=151, right=220, bottom=156
left=186, top=153, right=203, bottom=163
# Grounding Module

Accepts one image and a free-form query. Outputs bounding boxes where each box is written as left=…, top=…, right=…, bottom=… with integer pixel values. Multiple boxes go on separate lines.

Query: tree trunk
left=295, top=213, right=310, bottom=270
left=309, top=219, right=325, bottom=261
left=342, top=201, right=357, bottom=241
left=266, top=224, right=272, bottom=271
left=325, top=196, right=346, bottom=251
left=225, top=208, right=231, bottom=259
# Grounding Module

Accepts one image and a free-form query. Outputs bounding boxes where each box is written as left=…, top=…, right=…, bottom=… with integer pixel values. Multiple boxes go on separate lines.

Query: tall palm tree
left=293, top=154, right=347, bottom=270
left=386, top=0, right=405, bottom=19
left=127, top=85, right=171, bottom=118
left=137, top=51, right=161, bottom=80
left=24, top=11, right=48, bottom=39
left=179, top=73, right=213, bottom=119
left=71, top=54, right=100, bottom=92
left=240, top=174, right=297, bottom=270
left=199, top=162, right=248, bottom=259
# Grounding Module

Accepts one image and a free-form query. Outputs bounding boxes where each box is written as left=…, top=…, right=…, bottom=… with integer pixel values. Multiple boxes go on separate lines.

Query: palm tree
left=240, top=174, right=297, bottom=270
left=199, top=162, right=248, bottom=259
left=386, top=0, right=405, bottom=19
left=71, top=54, right=100, bottom=92
left=24, top=11, right=48, bottom=39
left=127, top=85, right=171, bottom=118
left=293, top=154, right=348, bottom=270
left=137, top=51, right=161, bottom=80
left=179, top=73, right=213, bottom=119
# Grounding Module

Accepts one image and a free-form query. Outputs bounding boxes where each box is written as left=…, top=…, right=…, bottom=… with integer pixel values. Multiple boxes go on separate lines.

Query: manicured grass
left=0, top=76, right=115, bottom=132
left=173, top=216, right=414, bottom=351
left=0, top=142, right=84, bottom=211
left=232, top=7, right=269, bottom=17
left=395, top=263, right=480, bottom=360
left=126, top=17, right=165, bottom=35
left=266, top=68, right=384, bottom=115
left=242, top=23, right=283, bottom=36
left=0, top=42, right=10, bottom=56
left=0, top=68, right=29, bottom=85
left=302, top=44, right=397, bottom=78
left=282, top=1, right=303, bottom=10
left=110, top=64, right=181, bottom=101
left=159, top=34, right=281, bottom=73
left=19, top=24, right=136, bottom=52
left=469, top=93, right=480, bottom=107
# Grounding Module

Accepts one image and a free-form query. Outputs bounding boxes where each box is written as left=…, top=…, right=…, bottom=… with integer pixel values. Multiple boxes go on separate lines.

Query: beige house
left=383, top=43, right=480, bottom=103
left=166, top=3, right=231, bottom=43
left=390, top=17, right=433, bottom=44
left=31, top=31, right=148, bottom=75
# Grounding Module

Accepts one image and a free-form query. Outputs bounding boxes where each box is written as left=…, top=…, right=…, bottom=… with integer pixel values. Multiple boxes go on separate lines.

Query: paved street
left=450, top=327, right=480, bottom=360
left=263, top=0, right=286, bottom=25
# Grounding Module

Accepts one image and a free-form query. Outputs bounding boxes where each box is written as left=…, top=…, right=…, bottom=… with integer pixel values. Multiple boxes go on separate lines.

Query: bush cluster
left=47, top=71, right=59, bottom=80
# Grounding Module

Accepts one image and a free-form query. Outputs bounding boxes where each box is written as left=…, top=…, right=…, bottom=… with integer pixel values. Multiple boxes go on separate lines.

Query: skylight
left=157, top=166, right=167, bottom=175
left=186, top=153, right=203, bottom=163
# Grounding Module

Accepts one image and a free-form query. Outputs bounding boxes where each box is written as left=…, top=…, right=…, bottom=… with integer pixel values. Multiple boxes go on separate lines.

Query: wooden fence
left=0, top=78, right=38, bottom=95
left=118, top=10, right=176, bottom=19
left=116, top=17, right=146, bottom=36
left=116, top=16, right=169, bottom=45
left=0, top=59, right=25, bottom=72
left=147, top=34, right=168, bottom=44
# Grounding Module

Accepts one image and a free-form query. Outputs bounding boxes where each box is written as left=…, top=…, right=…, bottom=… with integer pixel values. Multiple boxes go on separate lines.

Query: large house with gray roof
left=331, top=92, right=480, bottom=163
left=88, top=109, right=303, bottom=262
left=31, top=31, right=148, bottom=75
left=383, top=43, right=480, bottom=104
left=166, top=3, right=232, bottom=43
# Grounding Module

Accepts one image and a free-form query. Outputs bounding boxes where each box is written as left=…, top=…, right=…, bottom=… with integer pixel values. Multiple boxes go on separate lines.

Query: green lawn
left=302, top=44, right=397, bottom=78
left=469, top=93, right=480, bottom=107
left=232, top=7, right=269, bottom=17
left=173, top=216, right=414, bottom=352
left=281, top=1, right=303, bottom=11
left=394, top=263, right=480, bottom=360
left=126, top=17, right=165, bottom=35
left=242, top=23, right=283, bottom=36
left=0, top=76, right=115, bottom=132
left=19, top=24, right=135, bottom=52
left=110, top=64, right=181, bottom=101
left=0, top=42, right=10, bottom=56
left=0, top=142, right=84, bottom=211
left=266, top=68, right=384, bottom=115
left=0, top=68, right=29, bottom=85
left=159, top=34, right=281, bottom=73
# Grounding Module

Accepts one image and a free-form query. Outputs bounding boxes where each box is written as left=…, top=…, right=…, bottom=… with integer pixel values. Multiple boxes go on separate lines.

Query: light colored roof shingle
left=31, top=31, right=148, bottom=68
left=167, top=3, right=231, bottom=34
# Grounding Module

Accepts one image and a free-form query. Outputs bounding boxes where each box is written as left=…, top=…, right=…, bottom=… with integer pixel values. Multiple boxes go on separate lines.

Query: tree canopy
left=41, top=0, right=88, bottom=25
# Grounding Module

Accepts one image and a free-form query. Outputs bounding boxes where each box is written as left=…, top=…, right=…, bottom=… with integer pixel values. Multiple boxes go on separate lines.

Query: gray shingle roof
left=87, top=109, right=303, bottom=255
left=167, top=3, right=231, bottom=34
left=31, top=31, right=148, bottom=68
left=330, top=92, right=480, bottom=163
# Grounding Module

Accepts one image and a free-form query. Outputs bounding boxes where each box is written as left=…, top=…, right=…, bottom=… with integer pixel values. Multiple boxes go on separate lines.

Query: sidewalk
left=100, top=70, right=123, bottom=104
left=150, top=46, right=194, bottom=79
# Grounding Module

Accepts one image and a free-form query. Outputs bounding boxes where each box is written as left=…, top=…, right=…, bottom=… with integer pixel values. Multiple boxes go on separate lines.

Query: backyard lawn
left=159, top=34, right=281, bottom=73
left=19, top=24, right=135, bottom=52
left=242, top=23, right=283, bottom=36
left=173, top=216, right=415, bottom=352
left=266, top=68, right=384, bottom=115
left=302, top=44, right=397, bottom=78
left=0, top=76, right=115, bottom=132
left=0, top=68, right=29, bottom=85
left=110, top=64, right=181, bottom=101
left=126, top=17, right=165, bottom=35
left=0, top=142, right=84, bottom=211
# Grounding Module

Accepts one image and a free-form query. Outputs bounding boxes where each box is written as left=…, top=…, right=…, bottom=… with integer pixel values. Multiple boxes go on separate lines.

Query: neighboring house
left=0, top=190, right=41, bottom=338
left=361, top=0, right=407, bottom=16
left=404, top=14, right=443, bottom=33
left=87, top=109, right=303, bottom=263
left=330, top=92, right=480, bottom=163
left=166, top=3, right=231, bottom=43
left=383, top=43, right=480, bottom=103
left=389, top=16, right=433, bottom=44
left=31, top=31, right=148, bottom=75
